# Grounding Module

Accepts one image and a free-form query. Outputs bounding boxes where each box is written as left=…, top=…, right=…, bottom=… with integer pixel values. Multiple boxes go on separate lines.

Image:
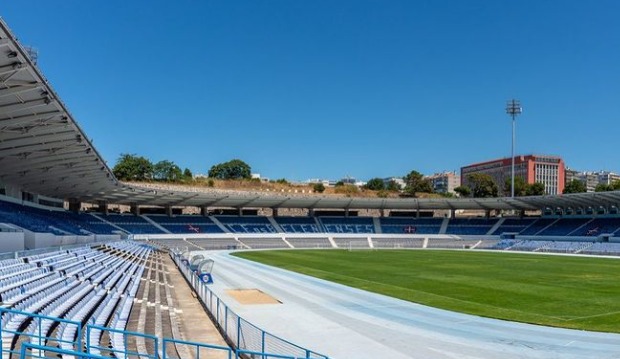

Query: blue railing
left=0, top=308, right=83, bottom=358
left=85, top=324, right=158, bottom=359
left=20, top=343, right=109, bottom=359
left=171, top=251, right=329, bottom=359
left=0, top=305, right=314, bottom=359
left=162, top=337, right=233, bottom=359
left=0, top=272, right=325, bottom=359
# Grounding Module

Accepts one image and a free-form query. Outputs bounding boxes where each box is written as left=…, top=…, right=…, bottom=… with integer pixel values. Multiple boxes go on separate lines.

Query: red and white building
left=461, top=155, right=565, bottom=195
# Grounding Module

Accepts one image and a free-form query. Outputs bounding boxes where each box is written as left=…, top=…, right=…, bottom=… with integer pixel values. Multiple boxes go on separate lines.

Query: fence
left=0, top=265, right=327, bottom=359
left=171, top=252, right=329, bottom=359
left=0, top=305, right=320, bottom=359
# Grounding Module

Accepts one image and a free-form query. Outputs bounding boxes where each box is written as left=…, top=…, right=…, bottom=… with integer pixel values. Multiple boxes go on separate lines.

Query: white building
left=425, top=171, right=460, bottom=194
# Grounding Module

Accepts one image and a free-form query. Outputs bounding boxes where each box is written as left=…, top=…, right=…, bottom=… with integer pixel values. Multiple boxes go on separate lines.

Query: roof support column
left=130, top=203, right=140, bottom=216
left=272, top=208, right=279, bottom=217
left=200, top=206, right=209, bottom=217
left=238, top=208, right=243, bottom=216
left=165, top=205, right=173, bottom=217
left=345, top=208, right=350, bottom=217
left=98, top=201, right=109, bottom=215
left=308, top=209, right=315, bottom=217
left=450, top=209, right=456, bottom=218
left=68, top=199, right=81, bottom=213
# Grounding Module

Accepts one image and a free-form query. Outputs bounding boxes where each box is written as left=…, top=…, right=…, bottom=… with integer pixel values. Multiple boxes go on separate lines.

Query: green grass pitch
left=233, top=249, right=620, bottom=333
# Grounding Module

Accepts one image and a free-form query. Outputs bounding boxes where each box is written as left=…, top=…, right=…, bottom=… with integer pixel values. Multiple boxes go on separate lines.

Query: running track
left=204, top=251, right=620, bottom=359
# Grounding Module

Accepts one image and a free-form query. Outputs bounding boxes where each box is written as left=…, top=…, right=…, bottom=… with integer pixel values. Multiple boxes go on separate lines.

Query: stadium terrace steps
left=286, top=236, right=333, bottom=249
left=207, top=217, right=230, bottom=233
left=89, top=213, right=128, bottom=234
left=280, top=236, right=295, bottom=249
left=3, top=195, right=620, bottom=240
left=538, top=218, right=591, bottom=236
left=566, top=218, right=595, bottom=236
left=141, top=215, right=173, bottom=234
left=237, top=237, right=289, bottom=249
left=100, top=214, right=165, bottom=235
left=186, top=239, right=205, bottom=250
left=570, top=217, right=620, bottom=236
left=439, top=218, right=449, bottom=234
left=266, top=217, right=285, bottom=233
left=371, top=237, right=424, bottom=249
left=125, top=250, right=188, bottom=359
left=445, top=218, right=498, bottom=235
left=533, top=218, right=561, bottom=235
left=146, top=215, right=225, bottom=234
left=186, top=238, right=241, bottom=250
left=215, top=216, right=278, bottom=234
left=372, top=217, right=382, bottom=234
left=486, top=218, right=505, bottom=235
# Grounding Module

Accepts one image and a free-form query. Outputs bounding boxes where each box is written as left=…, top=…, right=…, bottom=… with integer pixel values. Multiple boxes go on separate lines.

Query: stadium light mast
left=506, top=99, right=522, bottom=198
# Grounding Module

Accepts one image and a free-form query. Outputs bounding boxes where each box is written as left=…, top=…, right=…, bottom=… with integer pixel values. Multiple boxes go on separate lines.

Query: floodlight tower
left=506, top=99, right=522, bottom=198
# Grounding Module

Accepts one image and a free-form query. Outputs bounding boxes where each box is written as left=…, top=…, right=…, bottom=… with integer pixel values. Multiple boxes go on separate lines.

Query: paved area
left=203, top=251, right=620, bottom=359
left=164, top=255, right=230, bottom=359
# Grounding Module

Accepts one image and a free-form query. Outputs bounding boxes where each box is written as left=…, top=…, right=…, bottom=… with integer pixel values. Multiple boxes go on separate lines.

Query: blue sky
left=2, top=1, right=619, bottom=181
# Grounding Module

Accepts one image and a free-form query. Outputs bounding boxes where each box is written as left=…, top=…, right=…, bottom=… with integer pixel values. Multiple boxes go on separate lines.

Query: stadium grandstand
left=1, top=16, right=620, bottom=359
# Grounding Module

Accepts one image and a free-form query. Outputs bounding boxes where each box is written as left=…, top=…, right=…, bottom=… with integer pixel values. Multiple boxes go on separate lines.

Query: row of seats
left=0, top=200, right=117, bottom=235
left=380, top=217, right=443, bottom=234
left=156, top=236, right=620, bottom=257
left=491, top=239, right=620, bottom=256
left=3, top=197, right=620, bottom=236
left=0, top=241, right=153, bottom=357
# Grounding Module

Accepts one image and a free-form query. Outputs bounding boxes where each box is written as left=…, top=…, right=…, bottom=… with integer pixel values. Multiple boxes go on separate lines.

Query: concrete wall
left=23, top=232, right=120, bottom=250
left=0, top=232, right=25, bottom=253
left=95, top=234, right=122, bottom=242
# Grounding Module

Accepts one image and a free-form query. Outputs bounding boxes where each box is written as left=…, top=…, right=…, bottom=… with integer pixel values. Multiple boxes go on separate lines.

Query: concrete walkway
left=164, top=255, right=230, bottom=359
left=203, top=251, right=620, bottom=359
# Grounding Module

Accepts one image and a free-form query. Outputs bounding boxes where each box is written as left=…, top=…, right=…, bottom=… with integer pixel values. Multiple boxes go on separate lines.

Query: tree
left=595, top=183, right=614, bottom=192
left=208, top=159, right=251, bottom=180
left=404, top=170, right=433, bottom=196
left=113, top=154, right=153, bottom=181
left=504, top=177, right=528, bottom=197
left=563, top=179, right=587, bottom=194
left=454, top=185, right=471, bottom=198
left=596, top=180, right=620, bottom=192
left=183, top=168, right=193, bottom=180
left=467, top=173, right=498, bottom=198
left=504, top=178, right=545, bottom=196
left=312, top=183, right=325, bottom=193
left=153, top=160, right=182, bottom=182
left=386, top=180, right=401, bottom=192
left=364, top=178, right=385, bottom=191
left=526, top=182, right=545, bottom=196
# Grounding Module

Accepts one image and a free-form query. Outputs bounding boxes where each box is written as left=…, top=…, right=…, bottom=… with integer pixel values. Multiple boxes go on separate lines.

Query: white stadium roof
left=1, top=18, right=620, bottom=212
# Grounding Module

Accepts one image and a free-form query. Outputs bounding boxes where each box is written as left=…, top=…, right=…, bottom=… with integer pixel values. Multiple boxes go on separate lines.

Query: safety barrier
left=171, top=252, right=329, bottom=359
left=0, top=308, right=83, bottom=359
left=1, top=305, right=317, bottom=359
left=162, top=337, right=232, bottom=359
